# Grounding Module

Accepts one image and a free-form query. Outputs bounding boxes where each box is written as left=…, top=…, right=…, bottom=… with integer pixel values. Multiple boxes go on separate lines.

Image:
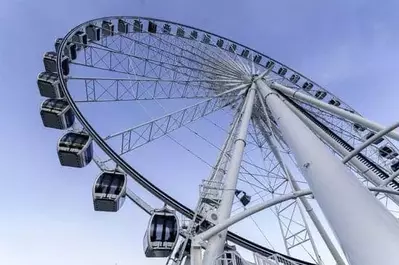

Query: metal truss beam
left=104, top=84, right=248, bottom=156
left=69, top=77, right=221, bottom=102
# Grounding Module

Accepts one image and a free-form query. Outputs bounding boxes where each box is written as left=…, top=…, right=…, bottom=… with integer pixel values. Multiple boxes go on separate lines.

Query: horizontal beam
left=195, top=190, right=312, bottom=242
left=126, top=188, right=153, bottom=214
left=192, top=186, right=399, bottom=256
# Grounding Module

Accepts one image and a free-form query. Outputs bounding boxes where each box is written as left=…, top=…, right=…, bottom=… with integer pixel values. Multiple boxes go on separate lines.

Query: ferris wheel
left=36, top=16, right=399, bottom=265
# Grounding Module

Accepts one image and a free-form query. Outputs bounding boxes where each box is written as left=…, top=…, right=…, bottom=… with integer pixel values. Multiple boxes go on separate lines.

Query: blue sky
left=1, top=0, right=399, bottom=265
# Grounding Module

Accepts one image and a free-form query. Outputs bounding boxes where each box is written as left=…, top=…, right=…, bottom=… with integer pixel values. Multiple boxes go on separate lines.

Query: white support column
left=256, top=119, right=345, bottom=265
left=256, top=79, right=399, bottom=265
left=255, top=99, right=324, bottom=264
left=282, top=98, right=399, bottom=206
left=270, top=82, right=399, bottom=141
left=201, top=83, right=257, bottom=265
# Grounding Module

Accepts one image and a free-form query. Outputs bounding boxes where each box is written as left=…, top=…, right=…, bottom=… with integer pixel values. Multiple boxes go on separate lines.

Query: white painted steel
left=256, top=120, right=345, bottom=265
left=201, top=83, right=257, bottom=265
left=256, top=97, right=325, bottom=265
left=257, top=79, right=399, bottom=265
left=282, top=98, right=399, bottom=205
left=270, top=82, right=399, bottom=142
left=196, top=190, right=312, bottom=242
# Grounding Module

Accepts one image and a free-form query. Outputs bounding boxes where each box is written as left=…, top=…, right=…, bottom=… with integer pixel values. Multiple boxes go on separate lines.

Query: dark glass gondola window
left=60, top=133, right=89, bottom=149
left=96, top=174, right=112, bottom=193
left=72, top=135, right=89, bottom=148
left=44, top=99, right=68, bottom=112
left=109, top=177, right=122, bottom=195
left=103, top=175, right=112, bottom=193
left=164, top=217, right=177, bottom=242
left=114, top=176, right=124, bottom=195
left=59, top=134, right=75, bottom=148
left=150, top=214, right=177, bottom=243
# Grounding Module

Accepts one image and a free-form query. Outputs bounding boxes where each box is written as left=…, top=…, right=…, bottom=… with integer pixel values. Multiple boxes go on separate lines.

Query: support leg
left=256, top=79, right=399, bottom=265
left=201, top=83, right=257, bottom=265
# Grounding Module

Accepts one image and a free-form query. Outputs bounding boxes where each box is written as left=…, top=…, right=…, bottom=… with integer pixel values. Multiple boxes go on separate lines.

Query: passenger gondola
left=43, top=51, right=69, bottom=75
left=391, top=160, right=399, bottom=172
left=148, top=21, right=157, bottom=33
left=40, top=99, right=75, bottom=129
left=176, top=27, right=185, bottom=37
left=85, top=24, right=101, bottom=41
left=289, top=74, right=300, bottom=84
left=235, top=190, right=251, bottom=206
left=241, top=49, right=249, bottom=58
left=133, top=20, right=143, bottom=32
left=217, top=39, right=224, bottom=48
left=72, top=31, right=88, bottom=50
left=229, top=43, right=237, bottom=53
left=93, top=170, right=127, bottom=212
left=265, top=60, right=275, bottom=69
left=102, top=21, right=114, bottom=37
left=353, top=123, right=366, bottom=132
left=144, top=208, right=179, bottom=258
left=190, top=30, right=198, bottom=40
left=315, top=90, right=327, bottom=100
left=37, top=71, right=66, bottom=98
left=379, top=146, right=398, bottom=159
left=302, top=82, right=313, bottom=91
left=162, top=23, right=171, bottom=34
left=328, top=99, right=341, bottom=107
left=202, top=33, right=211, bottom=44
left=277, top=67, right=287, bottom=76
left=118, top=19, right=129, bottom=34
left=55, top=39, right=77, bottom=61
left=253, top=55, right=262, bottom=64
left=54, top=38, right=63, bottom=53
left=57, top=132, right=93, bottom=168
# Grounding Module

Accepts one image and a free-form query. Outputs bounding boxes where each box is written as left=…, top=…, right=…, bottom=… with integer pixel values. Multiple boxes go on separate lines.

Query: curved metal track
left=57, top=16, right=317, bottom=265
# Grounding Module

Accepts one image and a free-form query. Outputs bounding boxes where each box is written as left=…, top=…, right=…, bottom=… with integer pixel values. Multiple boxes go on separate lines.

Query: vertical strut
left=256, top=79, right=399, bottom=265
left=175, top=101, right=244, bottom=265
left=202, top=83, right=256, bottom=265
left=201, top=101, right=243, bottom=213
